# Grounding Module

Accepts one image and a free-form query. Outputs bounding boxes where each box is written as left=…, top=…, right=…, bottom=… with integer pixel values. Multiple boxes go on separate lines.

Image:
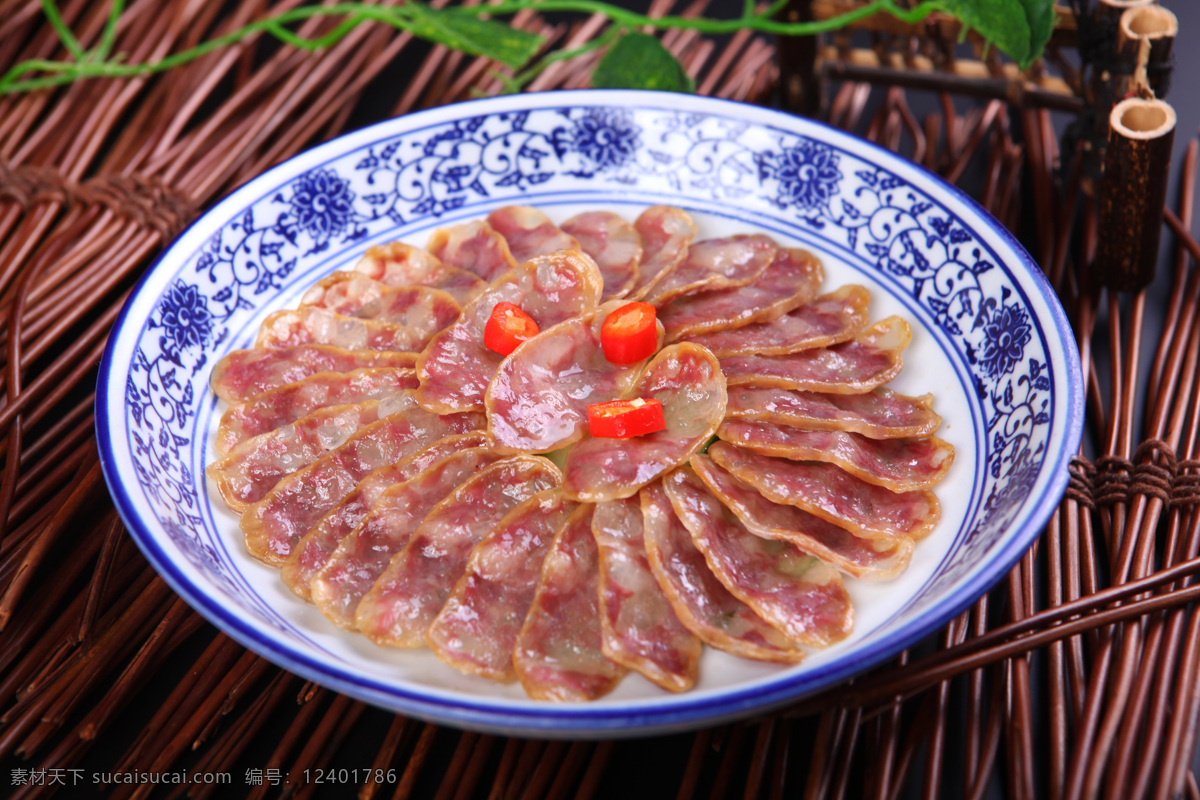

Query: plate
left=96, top=90, right=1083, bottom=737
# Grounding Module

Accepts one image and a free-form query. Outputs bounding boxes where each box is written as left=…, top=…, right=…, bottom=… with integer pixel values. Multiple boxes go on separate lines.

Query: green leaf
left=1016, top=0, right=1056, bottom=65
left=940, top=0, right=1032, bottom=69
left=403, top=3, right=543, bottom=70
left=591, top=32, right=694, bottom=93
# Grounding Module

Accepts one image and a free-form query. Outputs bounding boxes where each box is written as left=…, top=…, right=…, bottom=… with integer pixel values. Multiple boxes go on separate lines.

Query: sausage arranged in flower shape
left=206, top=205, right=954, bottom=702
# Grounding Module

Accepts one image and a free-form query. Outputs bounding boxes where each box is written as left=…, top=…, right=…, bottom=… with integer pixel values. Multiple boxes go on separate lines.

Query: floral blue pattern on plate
left=96, top=90, right=1083, bottom=737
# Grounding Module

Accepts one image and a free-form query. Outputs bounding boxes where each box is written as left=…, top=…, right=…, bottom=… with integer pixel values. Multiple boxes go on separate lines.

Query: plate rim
left=95, top=88, right=1084, bottom=737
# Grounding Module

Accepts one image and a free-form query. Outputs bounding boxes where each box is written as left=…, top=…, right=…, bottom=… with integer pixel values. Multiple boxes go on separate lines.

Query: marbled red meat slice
left=628, top=206, right=697, bottom=300
left=690, top=455, right=912, bottom=579
left=240, top=404, right=485, bottom=564
left=685, top=285, right=869, bottom=357
left=725, top=386, right=943, bottom=439
left=281, top=432, right=494, bottom=600
left=215, top=367, right=417, bottom=455
left=355, top=456, right=561, bottom=647
left=487, top=206, right=579, bottom=263
left=563, top=343, right=726, bottom=502
left=416, top=250, right=603, bottom=414
left=561, top=211, right=641, bottom=300
left=427, top=490, right=579, bottom=680
left=255, top=306, right=446, bottom=353
left=660, top=248, right=824, bottom=342
left=311, top=446, right=509, bottom=628
left=717, top=421, right=954, bottom=493
left=592, top=496, right=700, bottom=692
left=663, top=466, right=854, bottom=646
left=300, top=274, right=461, bottom=328
left=513, top=505, right=627, bottom=701
left=207, top=394, right=413, bottom=512
left=644, top=235, right=777, bottom=307
left=708, top=441, right=940, bottom=541
left=210, top=346, right=416, bottom=403
left=720, top=316, right=910, bottom=393
left=352, top=242, right=485, bottom=304
left=427, top=220, right=518, bottom=283
left=486, top=300, right=663, bottom=454
left=641, top=482, right=804, bottom=662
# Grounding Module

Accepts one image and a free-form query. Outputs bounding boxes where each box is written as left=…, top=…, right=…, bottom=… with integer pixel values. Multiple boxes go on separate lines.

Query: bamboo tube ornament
left=1096, top=97, right=1176, bottom=291
left=1119, top=5, right=1177, bottom=97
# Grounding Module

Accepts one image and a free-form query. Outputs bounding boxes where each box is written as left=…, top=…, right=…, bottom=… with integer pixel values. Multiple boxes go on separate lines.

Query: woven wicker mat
left=1, top=0, right=1199, bottom=797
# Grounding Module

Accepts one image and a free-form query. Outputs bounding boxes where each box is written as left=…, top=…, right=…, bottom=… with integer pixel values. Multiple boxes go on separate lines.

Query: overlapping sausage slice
left=663, top=466, right=854, bottom=647
left=215, top=367, right=417, bottom=455
left=281, top=432, right=494, bottom=600
left=641, top=482, right=804, bottom=662
left=690, top=455, right=912, bottom=580
left=426, top=220, right=518, bottom=283
left=592, top=496, right=701, bottom=692
left=255, top=305, right=454, bottom=353
left=416, top=250, right=603, bottom=414
left=561, top=211, right=641, bottom=299
left=564, top=343, right=726, bottom=501
left=351, top=242, right=485, bottom=304
left=629, top=206, right=697, bottom=299
left=355, top=456, right=561, bottom=647
left=299, top=275, right=461, bottom=328
left=686, top=285, right=870, bottom=357
left=720, top=316, right=910, bottom=393
left=643, top=235, right=777, bottom=307
left=708, top=441, right=940, bottom=541
left=240, top=403, right=485, bottom=564
left=210, top=345, right=416, bottom=403
left=660, top=248, right=824, bottom=342
left=487, top=206, right=579, bottom=262
left=514, top=505, right=626, bottom=702
left=486, top=300, right=663, bottom=454
left=725, top=386, right=943, bottom=438
left=428, top=489, right=579, bottom=681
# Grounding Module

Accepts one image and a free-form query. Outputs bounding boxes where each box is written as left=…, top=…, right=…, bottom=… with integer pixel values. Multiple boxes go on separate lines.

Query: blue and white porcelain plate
left=96, top=90, right=1083, bottom=737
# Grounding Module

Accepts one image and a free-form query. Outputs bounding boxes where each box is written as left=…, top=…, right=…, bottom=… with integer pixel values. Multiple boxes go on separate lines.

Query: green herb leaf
left=1016, top=0, right=1056, bottom=66
left=940, top=0, right=1033, bottom=69
left=403, top=3, right=543, bottom=70
left=591, top=32, right=694, bottom=93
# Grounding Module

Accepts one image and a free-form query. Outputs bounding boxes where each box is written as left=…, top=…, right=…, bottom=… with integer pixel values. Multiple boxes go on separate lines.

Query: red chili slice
left=484, top=302, right=540, bottom=356
left=601, top=302, right=658, bottom=365
left=587, top=398, right=666, bottom=439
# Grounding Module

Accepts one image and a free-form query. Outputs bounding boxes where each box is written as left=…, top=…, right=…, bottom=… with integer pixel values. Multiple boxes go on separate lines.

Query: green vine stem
left=1, top=0, right=1052, bottom=96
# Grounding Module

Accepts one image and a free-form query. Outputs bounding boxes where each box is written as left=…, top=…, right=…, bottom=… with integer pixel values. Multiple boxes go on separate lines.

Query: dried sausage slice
left=210, top=345, right=416, bottom=403
left=487, top=206, right=579, bottom=263
left=428, top=490, right=579, bottom=680
left=663, top=466, right=854, bottom=647
left=661, top=248, right=824, bottom=342
left=641, top=482, right=804, bottom=662
left=628, top=206, right=697, bottom=300
left=720, top=316, right=910, bottom=393
left=592, top=496, right=700, bottom=692
left=281, top=432, right=494, bottom=600
left=352, top=242, right=484, bottom=304
left=644, top=235, right=777, bottom=307
left=311, top=446, right=509, bottom=628
left=208, top=395, right=412, bottom=511
left=240, top=403, right=485, bottom=564
left=355, top=456, right=561, bottom=647
left=426, top=220, right=518, bottom=283
left=561, top=211, right=641, bottom=300
left=514, top=505, right=627, bottom=702
left=708, top=441, right=940, bottom=541
left=717, top=421, right=954, bottom=492
left=255, top=306, right=451, bottom=353
left=725, top=386, right=943, bottom=439
left=690, top=455, right=912, bottom=580
left=215, top=367, right=417, bottom=455
left=300, top=275, right=461, bottom=328
left=416, top=251, right=603, bottom=414
left=486, top=300, right=662, bottom=454
left=563, top=343, right=726, bottom=502
left=685, top=285, right=869, bottom=357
